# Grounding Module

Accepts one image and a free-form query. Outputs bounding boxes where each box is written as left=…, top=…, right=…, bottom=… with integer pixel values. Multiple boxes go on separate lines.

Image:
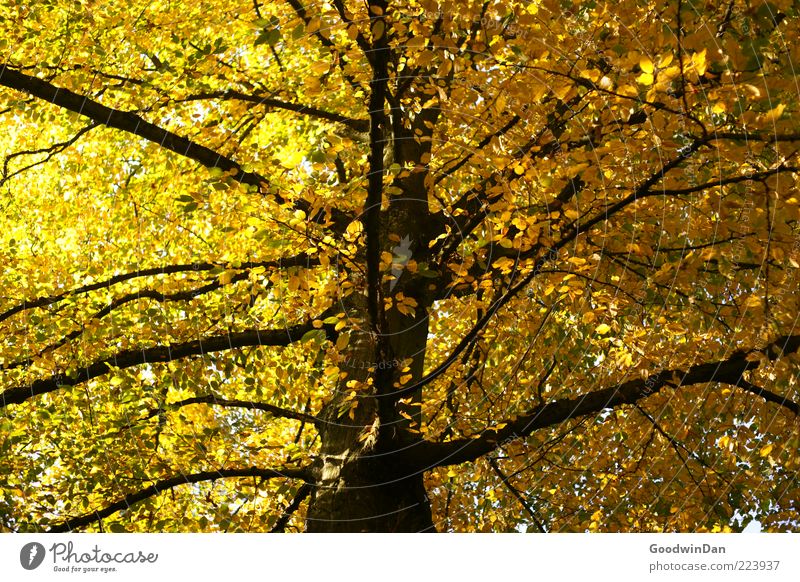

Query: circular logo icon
left=20, top=542, right=46, bottom=570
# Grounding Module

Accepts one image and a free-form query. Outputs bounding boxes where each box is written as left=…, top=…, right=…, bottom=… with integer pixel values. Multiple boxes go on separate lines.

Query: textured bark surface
left=303, top=7, right=446, bottom=528
left=306, top=457, right=434, bottom=532
left=305, top=316, right=436, bottom=532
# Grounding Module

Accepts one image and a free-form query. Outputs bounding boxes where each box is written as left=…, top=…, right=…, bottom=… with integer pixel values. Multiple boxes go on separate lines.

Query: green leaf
left=301, top=329, right=326, bottom=344
left=255, top=29, right=281, bottom=47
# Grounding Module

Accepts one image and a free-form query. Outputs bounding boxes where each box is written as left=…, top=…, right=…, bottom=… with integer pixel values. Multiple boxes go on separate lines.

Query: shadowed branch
left=47, top=466, right=314, bottom=532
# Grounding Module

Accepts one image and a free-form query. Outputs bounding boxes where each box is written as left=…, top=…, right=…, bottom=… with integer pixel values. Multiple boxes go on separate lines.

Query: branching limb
left=488, top=457, right=547, bottom=532
left=132, top=395, right=319, bottom=428
left=1, top=122, right=97, bottom=186
left=0, top=318, right=337, bottom=409
left=5, top=278, right=245, bottom=371
left=0, top=64, right=269, bottom=192
left=47, top=466, right=314, bottom=532
left=0, top=64, right=349, bottom=226
left=269, top=482, right=313, bottom=532
left=175, top=90, right=369, bottom=132
left=0, top=255, right=316, bottom=325
left=409, top=334, right=800, bottom=469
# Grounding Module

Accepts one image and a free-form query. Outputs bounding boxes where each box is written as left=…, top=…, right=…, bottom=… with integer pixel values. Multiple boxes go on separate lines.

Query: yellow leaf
left=372, top=20, right=385, bottom=40
left=743, top=84, right=761, bottom=99
left=762, top=103, right=785, bottom=123
left=595, top=323, right=611, bottom=335
left=579, top=69, right=600, bottom=82
left=744, top=295, right=762, bottom=309
left=335, top=333, right=350, bottom=351
left=310, top=61, right=330, bottom=75
left=218, top=270, right=236, bottom=285
left=553, top=82, right=572, bottom=100
left=692, top=49, right=707, bottom=76
left=636, top=72, right=654, bottom=86
left=306, top=18, right=320, bottom=34
left=666, top=323, right=686, bottom=335
left=759, top=444, right=773, bottom=457
left=639, top=56, right=654, bottom=74
left=406, top=35, right=426, bottom=50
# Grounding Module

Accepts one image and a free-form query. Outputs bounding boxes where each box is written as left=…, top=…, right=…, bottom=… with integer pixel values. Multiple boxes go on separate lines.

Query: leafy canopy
left=0, top=0, right=799, bottom=532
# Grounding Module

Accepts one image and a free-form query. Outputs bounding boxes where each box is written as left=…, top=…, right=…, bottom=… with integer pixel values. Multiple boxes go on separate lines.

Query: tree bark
left=304, top=190, right=440, bottom=531
left=305, top=303, right=435, bottom=532
left=305, top=25, right=445, bottom=529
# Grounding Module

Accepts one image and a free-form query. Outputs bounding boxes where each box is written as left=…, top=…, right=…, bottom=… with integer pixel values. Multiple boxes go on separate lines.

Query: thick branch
left=0, top=65, right=350, bottom=227
left=656, top=166, right=799, bottom=196
left=411, top=334, right=800, bottom=468
left=0, top=64, right=269, bottom=192
left=0, top=320, right=335, bottom=409
left=5, top=279, right=241, bottom=371
left=711, top=132, right=800, bottom=143
left=47, top=466, right=313, bottom=532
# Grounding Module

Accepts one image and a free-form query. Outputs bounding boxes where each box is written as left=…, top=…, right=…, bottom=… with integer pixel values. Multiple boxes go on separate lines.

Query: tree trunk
left=305, top=451, right=434, bottom=532
left=305, top=294, right=436, bottom=532
left=306, top=91, right=444, bottom=531
left=305, top=338, right=436, bottom=531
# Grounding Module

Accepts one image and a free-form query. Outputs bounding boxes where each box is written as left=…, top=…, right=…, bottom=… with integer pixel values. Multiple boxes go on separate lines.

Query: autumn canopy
left=0, top=0, right=799, bottom=532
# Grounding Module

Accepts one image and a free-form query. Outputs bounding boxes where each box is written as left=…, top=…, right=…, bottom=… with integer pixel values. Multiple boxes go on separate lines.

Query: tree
left=0, top=0, right=798, bottom=533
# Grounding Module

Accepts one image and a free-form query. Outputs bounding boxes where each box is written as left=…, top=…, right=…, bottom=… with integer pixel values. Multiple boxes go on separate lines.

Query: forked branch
left=47, top=466, right=313, bottom=532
